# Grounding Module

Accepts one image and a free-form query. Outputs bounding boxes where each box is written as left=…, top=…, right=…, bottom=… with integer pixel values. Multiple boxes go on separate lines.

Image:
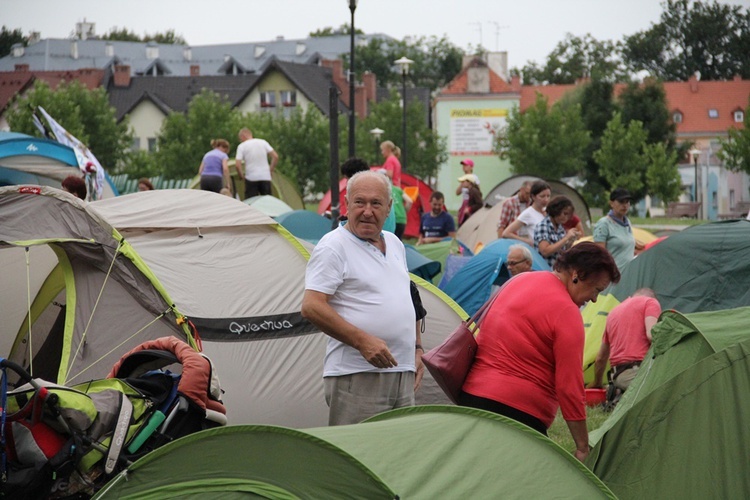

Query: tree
left=593, top=113, right=649, bottom=199
left=309, top=25, right=363, bottom=37
left=350, top=90, right=448, bottom=181
left=154, top=89, right=242, bottom=179
left=718, top=99, right=750, bottom=174
left=7, top=80, right=132, bottom=171
left=101, top=27, right=187, bottom=44
left=578, top=79, right=619, bottom=205
left=516, top=33, right=627, bottom=85
left=645, top=142, right=682, bottom=206
left=0, top=26, right=28, bottom=58
left=351, top=36, right=464, bottom=92
left=618, top=79, right=676, bottom=149
left=494, top=93, right=590, bottom=180
left=623, top=0, right=750, bottom=80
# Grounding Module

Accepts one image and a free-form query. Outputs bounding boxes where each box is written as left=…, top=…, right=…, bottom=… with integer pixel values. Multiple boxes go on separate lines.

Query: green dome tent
left=96, top=406, right=615, bottom=499
left=582, top=220, right=750, bottom=382
left=587, top=307, right=750, bottom=499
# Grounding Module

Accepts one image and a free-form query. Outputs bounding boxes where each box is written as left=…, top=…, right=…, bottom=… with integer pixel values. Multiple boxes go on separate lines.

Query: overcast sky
left=3, top=0, right=748, bottom=68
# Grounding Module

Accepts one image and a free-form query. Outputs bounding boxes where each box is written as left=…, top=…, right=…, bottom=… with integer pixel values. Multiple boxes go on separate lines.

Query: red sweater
left=462, top=272, right=586, bottom=427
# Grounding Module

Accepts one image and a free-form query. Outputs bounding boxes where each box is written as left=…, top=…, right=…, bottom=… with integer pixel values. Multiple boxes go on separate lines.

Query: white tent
left=93, top=191, right=469, bottom=426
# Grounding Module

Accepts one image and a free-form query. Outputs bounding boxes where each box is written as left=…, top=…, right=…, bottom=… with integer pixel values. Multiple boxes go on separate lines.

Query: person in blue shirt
left=418, top=191, right=456, bottom=245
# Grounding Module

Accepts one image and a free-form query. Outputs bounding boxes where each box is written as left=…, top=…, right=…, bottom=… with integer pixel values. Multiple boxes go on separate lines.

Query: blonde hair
left=211, top=138, right=230, bottom=150
left=381, top=140, right=401, bottom=158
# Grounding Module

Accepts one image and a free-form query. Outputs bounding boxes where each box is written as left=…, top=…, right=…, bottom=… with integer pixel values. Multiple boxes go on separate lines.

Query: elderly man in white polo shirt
left=302, top=170, right=424, bottom=425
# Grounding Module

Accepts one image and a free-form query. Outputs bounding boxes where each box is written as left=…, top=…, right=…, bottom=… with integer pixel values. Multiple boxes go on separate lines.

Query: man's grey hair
left=509, top=244, right=533, bottom=263
left=346, top=170, right=392, bottom=203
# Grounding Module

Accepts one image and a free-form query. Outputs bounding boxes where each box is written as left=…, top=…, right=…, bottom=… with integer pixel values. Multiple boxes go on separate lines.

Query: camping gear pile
left=1, top=337, right=226, bottom=499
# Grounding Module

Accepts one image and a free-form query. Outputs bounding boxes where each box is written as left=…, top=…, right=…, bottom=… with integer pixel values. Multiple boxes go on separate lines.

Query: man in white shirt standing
left=236, top=128, right=279, bottom=198
left=302, top=170, right=424, bottom=425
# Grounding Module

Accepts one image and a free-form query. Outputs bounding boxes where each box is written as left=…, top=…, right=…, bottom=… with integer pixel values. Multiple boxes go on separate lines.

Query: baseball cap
left=610, top=188, right=632, bottom=202
left=460, top=158, right=474, bottom=167
left=458, top=174, right=479, bottom=184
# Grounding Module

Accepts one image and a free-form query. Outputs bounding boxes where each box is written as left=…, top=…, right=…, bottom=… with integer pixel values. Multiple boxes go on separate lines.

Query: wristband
left=415, top=344, right=424, bottom=352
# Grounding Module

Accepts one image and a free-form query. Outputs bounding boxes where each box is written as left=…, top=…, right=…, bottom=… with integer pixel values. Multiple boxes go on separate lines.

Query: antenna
left=489, top=22, right=509, bottom=51
left=469, top=21, right=482, bottom=48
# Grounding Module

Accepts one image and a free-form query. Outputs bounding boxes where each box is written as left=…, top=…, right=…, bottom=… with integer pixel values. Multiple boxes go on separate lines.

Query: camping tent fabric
left=189, top=162, right=305, bottom=210
left=586, top=307, right=750, bottom=499
left=97, top=406, right=615, bottom=499
left=244, top=194, right=294, bottom=217
left=440, top=239, right=551, bottom=316
left=0, top=185, right=192, bottom=385
left=404, top=244, right=441, bottom=282
left=0, top=132, right=118, bottom=198
left=483, top=174, right=593, bottom=235
left=456, top=202, right=506, bottom=254
left=580, top=220, right=750, bottom=382
left=275, top=209, right=333, bottom=244
left=93, top=190, right=468, bottom=427
left=93, top=190, right=326, bottom=427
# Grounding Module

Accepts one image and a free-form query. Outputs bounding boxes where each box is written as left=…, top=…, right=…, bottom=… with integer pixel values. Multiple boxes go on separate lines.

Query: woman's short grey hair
left=509, top=244, right=533, bottom=262
left=346, top=170, right=392, bottom=203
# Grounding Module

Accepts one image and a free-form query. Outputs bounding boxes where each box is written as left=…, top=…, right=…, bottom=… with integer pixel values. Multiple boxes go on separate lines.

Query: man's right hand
left=357, top=334, right=397, bottom=369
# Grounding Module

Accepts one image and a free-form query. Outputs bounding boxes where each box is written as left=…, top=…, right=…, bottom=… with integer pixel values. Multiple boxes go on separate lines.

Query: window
left=672, top=112, right=683, bottom=123
left=730, top=189, right=736, bottom=209
left=131, top=137, right=141, bottom=151
left=280, top=90, right=297, bottom=107
left=260, top=91, right=276, bottom=108
left=708, top=109, right=719, bottom=119
left=734, top=110, right=745, bottom=123
left=712, top=191, right=717, bottom=209
left=147, top=138, right=157, bottom=152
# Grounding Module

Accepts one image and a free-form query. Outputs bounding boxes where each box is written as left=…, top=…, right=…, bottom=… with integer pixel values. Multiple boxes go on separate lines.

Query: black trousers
left=245, top=179, right=272, bottom=198
left=459, top=391, right=548, bottom=435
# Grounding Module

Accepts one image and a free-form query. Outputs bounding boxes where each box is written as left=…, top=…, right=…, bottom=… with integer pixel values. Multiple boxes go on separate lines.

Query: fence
left=111, top=174, right=193, bottom=195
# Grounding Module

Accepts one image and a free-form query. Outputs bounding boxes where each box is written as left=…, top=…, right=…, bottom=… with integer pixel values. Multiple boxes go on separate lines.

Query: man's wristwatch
left=415, top=344, right=424, bottom=352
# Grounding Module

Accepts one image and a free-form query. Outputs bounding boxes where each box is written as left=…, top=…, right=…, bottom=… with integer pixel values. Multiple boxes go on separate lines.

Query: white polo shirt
left=305, top=225, right=416, bottom=376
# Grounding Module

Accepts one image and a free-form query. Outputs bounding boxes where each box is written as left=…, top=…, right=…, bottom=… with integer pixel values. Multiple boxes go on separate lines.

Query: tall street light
left=689, top=147, right=701, bottom=204
left=370, top=127, right=384, bottom=165
left=348, top=0, right=358, bottom=158
left=395, top=56, right=413, bottom=172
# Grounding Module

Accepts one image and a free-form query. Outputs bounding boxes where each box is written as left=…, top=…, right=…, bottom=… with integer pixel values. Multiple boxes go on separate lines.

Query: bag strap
left=467, top=275, right=518, bottom=334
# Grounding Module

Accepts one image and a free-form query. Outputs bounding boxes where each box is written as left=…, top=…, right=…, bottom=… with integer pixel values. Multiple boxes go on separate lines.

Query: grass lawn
left=548, top=405, right=611, bottom=454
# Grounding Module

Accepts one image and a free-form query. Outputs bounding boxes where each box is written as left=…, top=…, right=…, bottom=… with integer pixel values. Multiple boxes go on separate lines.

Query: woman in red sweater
left=460, top=242, right=619, bottom=461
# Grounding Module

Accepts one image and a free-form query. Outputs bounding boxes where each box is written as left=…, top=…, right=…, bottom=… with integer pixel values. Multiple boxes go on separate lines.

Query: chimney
left=190, top=65, right=200, bottom=76
left=733, top=74, right=742, bottom=82
left=322, top=59, right=348, bottom=103
left=113, top=65, right=131, bottom=87
left=486, top=51, right=508, bottom=81
left=11, top=43, right=24, bottom=57
left=70, top=40, right=79, bottom=60
left=146, top=42, right=159, bottom=60
left=15, top=64, right=29, bottom=72
left=510, top=74, right=521, bottom=92
left=105, top=42, right=114, bottom=57
left=355, top=85, right=368, bottom=119
left=689, top=73, right=699, bottom=93
left=362, top=71, right=377, bottom=102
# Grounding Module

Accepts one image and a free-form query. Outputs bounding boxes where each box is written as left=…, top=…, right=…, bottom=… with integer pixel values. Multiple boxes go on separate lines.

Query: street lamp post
left=370, top=127, right=384, bottom=165
left=348, top=0, right=358, bottom=158
left=689, top=148, right=701, bottom=205
left=395, top=56, right=413, bottom=172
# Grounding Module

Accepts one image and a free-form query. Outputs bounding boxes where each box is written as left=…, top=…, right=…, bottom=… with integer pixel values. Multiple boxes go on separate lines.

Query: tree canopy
left=718, top=98, right=750, bottom=174
left=516, top=33, right=627, bottom=85
left=7, top=80, right=132, bottom=171
left=0, top=26, right=28, bottom=58
left=593, top=112, right=649, bottom=199
left=623, top=0, right=750, bottom=80
left=350, top=36, right=464, bottom=92
left=495, top=94, right=590, bottom=180
left=309, top=24, right=364, bottom=37
left=101, top=27, right=187, bottom=44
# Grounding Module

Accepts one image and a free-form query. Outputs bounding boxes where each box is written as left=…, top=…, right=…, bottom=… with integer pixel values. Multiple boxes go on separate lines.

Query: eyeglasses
left=506, top=259, right=528, bottom=266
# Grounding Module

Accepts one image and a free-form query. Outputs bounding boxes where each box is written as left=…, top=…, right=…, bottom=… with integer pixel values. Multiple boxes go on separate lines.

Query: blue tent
left=0, top=132, right=118, bottom=197
left=440, top=239, right=550, bottom=316
left=404, top=244, right=441, bottom=282
left=275, top=209, right=333, bottom=244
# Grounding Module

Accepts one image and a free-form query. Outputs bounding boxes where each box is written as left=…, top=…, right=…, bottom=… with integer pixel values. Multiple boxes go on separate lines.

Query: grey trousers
left=324, top=371, right=415, bottom=426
